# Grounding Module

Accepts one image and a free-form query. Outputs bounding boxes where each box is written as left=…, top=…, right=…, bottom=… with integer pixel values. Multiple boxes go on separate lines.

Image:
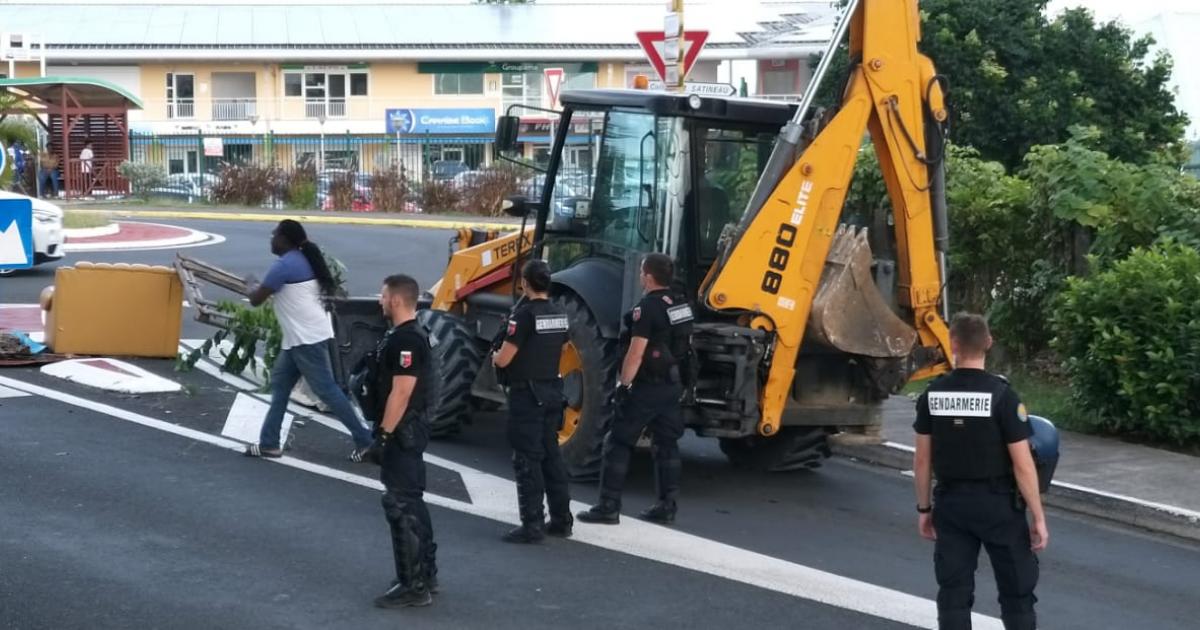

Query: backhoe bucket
left=808, top=225, right=917, bottom=358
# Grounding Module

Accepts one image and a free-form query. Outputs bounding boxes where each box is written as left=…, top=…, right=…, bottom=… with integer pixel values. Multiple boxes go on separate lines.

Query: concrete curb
left=71, top=208, right=517, bottom=232
left=832, top=440, right=1200, bottom=543
left=63, top=223, right=120, bottom=239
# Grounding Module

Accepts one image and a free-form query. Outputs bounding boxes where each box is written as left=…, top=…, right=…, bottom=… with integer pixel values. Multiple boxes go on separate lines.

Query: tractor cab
left=496, top=89, right=795, bottom=311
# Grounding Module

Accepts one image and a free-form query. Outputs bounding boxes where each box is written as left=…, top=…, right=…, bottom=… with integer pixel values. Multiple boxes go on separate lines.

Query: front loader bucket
left=808, top=225, right=917, bottom=358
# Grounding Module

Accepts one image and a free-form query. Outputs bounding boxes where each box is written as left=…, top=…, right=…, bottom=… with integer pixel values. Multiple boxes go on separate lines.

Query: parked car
left=316, top=170, right=373, bottom=211
left=149, top=173, right=219, bottom=202
left=0, top=190, right=65, bottom=275
left=430, top=160, right=469, bottom=181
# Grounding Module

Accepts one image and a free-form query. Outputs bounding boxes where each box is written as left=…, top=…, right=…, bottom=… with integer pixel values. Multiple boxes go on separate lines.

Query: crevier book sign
left=386, top=108, right=497, bottom=135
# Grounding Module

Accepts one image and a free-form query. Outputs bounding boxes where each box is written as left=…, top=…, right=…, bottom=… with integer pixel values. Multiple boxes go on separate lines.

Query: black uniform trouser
left=933, top=486, right=1039, bottom=630
left=380, top=420, right=437, bottom=588
left=506, top=380, right=572, bottom=525
left=599, top=381, right=683, bottom=506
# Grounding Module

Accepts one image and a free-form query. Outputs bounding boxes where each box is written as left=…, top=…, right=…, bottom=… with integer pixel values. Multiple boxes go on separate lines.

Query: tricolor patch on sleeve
left=1017, top=403, right=1028, bottom=422
left=400, top=351, right=413, bottom=368
left=507, top=319, right=517, bottom=336
left=632, top=307, right=641, bottom=322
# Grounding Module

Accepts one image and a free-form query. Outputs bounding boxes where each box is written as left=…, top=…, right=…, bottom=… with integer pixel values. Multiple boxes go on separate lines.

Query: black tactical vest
left=506, top=299, right=569, bottom=382
left=927, top=372, right=1013, bottom=481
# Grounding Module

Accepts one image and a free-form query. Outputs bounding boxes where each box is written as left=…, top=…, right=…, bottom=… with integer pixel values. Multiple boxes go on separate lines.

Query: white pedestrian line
left=0, top=383, right=30, bottom=398
left=0, top=373, right=1001, bottom=629
left=221, top=392, right=294, bottom=446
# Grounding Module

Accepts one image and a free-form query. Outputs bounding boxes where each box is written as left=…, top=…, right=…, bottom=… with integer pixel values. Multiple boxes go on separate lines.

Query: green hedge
left=1052, top=243, right=1200, bottom=444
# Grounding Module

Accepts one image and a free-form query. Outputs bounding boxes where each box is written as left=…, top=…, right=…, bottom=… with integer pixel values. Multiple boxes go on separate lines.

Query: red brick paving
left=0, top=305, right=43, bottom=334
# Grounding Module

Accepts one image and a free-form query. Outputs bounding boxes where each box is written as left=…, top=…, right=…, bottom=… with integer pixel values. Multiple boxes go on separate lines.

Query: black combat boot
left=637, top=501, right=677, bottom=524
left=546, top=513, right=574, bottom=538
left=577, top=498, right=621, bottom=524
left=502, top=522, right=546, bottom=544
left=374, top=581, right=432, bottom=609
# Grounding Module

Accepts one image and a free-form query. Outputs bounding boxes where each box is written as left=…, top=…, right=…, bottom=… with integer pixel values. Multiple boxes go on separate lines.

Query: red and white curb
left=63, top=223, right=121, bottom=239
left=64, top=221, right=223, bottom=252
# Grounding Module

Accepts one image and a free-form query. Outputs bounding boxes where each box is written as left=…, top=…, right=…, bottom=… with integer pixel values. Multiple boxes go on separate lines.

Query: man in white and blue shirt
left=244, top=219, right=374, bottom=460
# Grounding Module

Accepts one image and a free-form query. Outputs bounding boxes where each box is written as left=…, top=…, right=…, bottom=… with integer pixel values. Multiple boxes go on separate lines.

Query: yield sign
left=544, top=67, right=565, bottom=109
left=636, top=30, right=709, bottom=84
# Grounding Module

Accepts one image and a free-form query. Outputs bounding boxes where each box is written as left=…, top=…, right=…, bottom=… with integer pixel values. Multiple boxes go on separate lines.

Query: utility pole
left=665, top=0, right=685, bottom=92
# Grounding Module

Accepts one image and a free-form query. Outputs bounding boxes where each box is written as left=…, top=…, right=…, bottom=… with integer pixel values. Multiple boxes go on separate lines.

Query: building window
left=434, top=73, right=484, bottom=96
left=502, top=72, right=543, bottom=110
left=284, top=70, right=368, bottom=118
left=284, top=73, right=302, bottom=97
left=564, top=72, right=596, bottom=91
left=166, top=72, right=195, bottom=119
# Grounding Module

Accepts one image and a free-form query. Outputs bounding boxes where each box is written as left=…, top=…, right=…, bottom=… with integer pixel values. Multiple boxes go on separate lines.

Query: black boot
left=502, top=522, right=546, bottom=544
left=577, top=499, right=621, bottom=524
left=546, top=514, right=574, bottom=538
left=1001, top=612, right=1037, bottom=630
left=637, top=501, right=677, bottom=524
left=375, top=581, right=432, bottom=609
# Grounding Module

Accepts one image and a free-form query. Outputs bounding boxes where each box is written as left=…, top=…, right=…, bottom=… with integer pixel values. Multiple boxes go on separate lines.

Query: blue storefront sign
left=386, top=108, right=496, bottom=135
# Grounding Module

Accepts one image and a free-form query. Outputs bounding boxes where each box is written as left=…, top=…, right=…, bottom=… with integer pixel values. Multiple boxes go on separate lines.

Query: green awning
left=0, top=76, right=143, bottom=110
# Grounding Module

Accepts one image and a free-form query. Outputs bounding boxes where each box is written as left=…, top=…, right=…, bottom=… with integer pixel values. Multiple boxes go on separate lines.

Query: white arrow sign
left=648, top=81, right=738, bottom=97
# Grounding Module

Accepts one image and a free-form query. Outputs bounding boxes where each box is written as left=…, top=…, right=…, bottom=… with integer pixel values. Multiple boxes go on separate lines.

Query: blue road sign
left=0, top=198, right=34, bottom=271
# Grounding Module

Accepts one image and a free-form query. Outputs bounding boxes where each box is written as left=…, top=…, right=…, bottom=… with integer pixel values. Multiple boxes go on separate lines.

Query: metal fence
left=127, top=131, right=572, bottom=213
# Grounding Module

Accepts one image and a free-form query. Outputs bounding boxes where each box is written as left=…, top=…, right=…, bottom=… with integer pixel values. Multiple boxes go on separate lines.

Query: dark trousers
left=507, top=380, right=572, bottom=525
left=599, top=382, right=683, bottom=505
left=380, top=421, right=437, bottom=588
left=933, top=486, right=1039, bottom=630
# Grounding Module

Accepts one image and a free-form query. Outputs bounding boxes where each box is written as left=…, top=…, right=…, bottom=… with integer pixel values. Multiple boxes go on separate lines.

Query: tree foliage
left=812, top=0, right=1189, bottom=169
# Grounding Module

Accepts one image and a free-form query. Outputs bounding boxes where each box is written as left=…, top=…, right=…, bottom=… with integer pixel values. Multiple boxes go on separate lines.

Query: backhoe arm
left=702, top=0, right=953, bottom=438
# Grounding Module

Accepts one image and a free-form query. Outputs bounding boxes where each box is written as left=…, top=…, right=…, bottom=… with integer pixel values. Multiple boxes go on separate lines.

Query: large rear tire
left=418, top=309, right=482, bottom=438
left=553, top=289, right=619, bottom=481
left=719, top=427, right=832, bottom=472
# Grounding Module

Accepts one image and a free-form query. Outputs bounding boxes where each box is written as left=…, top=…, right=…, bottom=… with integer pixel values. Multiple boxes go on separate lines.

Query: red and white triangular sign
left=636, top=31, right=709, bottom=84
left=544, top=67, right=565, bottom=109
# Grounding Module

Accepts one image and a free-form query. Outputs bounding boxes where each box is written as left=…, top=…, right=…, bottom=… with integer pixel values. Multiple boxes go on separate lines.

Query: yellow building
left=2, top=1, right=829, bottom=180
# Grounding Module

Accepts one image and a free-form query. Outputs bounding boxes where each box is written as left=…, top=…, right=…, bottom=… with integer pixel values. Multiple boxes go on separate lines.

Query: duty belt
left=936, top=475, right=1016, bottom=493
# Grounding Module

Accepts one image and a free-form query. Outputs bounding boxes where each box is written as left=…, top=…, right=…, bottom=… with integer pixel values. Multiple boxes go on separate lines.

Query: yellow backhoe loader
left=354, top=0, right=954, bottom=478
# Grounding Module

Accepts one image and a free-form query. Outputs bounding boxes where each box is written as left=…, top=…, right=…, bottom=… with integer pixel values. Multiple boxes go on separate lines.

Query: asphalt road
left=3, top=217, right=1200, bottom=629
left=0, top=218, right=454, bottom=338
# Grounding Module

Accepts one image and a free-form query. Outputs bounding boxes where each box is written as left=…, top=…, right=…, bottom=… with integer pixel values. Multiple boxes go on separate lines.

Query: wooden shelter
left=0, top=77, right=143, bottom=198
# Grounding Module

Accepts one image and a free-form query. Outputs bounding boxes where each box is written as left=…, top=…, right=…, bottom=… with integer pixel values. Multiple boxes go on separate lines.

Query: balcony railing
left=167, top=99, right=195, bottom=119
left=212, top=98, right=258, bottom=121
left=306, top=98, right=347, bottom=119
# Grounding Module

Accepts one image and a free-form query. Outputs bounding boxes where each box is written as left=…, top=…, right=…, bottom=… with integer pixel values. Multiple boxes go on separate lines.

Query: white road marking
left=41, top=358, right=183, bottom=394
left=221, top=392, right=294, bottom=446
left=0, top=383, right=31, bottom=398
left=0, top=373, right=1001, bottom=629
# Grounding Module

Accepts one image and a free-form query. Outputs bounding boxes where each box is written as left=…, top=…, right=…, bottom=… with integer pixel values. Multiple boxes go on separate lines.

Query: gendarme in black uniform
left=914, top=369, right=1038, bottom=630
left=370, top=319, right=439, bottom=596
left=587, top=288, right=694, bottom=523
left=501, top=298, right=573, bottom=539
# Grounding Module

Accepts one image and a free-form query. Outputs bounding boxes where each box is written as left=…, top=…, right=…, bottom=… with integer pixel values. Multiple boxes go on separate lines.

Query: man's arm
left=248, top=284, right=274, bottom=307
left=914, top=433, right=936, bottom=541
left=379, top=375, right=417, bottom=434
left=618, top=336, right=647, bottom=386
left=1009, top=440, right=1049, bottom=552
left=493, top=341, right=519, bottom=368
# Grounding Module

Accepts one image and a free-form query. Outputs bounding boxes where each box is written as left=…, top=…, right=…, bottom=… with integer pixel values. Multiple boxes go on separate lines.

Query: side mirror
left=502, top=196, right=530, bottom=218
left=495, top=115, right=521, bottom=153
